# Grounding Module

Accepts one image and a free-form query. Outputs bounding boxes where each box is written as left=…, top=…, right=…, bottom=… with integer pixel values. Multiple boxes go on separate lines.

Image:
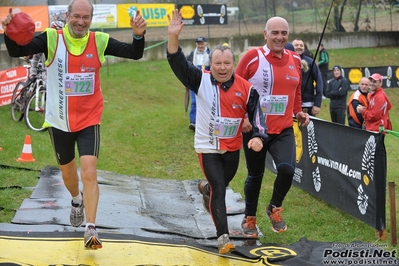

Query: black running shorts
left=48, top=125, right=100, bottom=165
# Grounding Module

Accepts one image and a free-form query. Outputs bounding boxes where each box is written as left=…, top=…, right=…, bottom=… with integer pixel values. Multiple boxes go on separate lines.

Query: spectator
left=292, top=38, right=323, bottom=116
left=235, top=16, right=310, bottom=236
left=303, top=41, right=314, bottom=59
left=285, top=42, right=295, bottom=51
left=347, top=77, right=369, bottom=129
left=186, top=36, right=210, bottom=131
left=1, top=0, right=147, bottom=249
left=166, top=9, right=267, bottom=254
left=357, top=73, right=392, bottom=132
left=325, top=65, right=350, bottom=125
left=317, top=43, right=329, bottom=96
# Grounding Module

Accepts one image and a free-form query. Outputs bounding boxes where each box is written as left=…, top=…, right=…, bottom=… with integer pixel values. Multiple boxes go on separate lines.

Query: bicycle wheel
left=11, top=81, right=27, bottom=121
left=24, top=86, right=47, bottom=132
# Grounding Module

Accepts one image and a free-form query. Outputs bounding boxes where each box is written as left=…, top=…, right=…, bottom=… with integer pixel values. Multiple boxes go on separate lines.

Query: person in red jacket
left=235, top=16, right=310, bottom=236
left=357, top=73, right=392, bottom=132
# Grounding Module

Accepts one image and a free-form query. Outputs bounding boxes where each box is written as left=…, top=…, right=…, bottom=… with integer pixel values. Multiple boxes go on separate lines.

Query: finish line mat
left=1, top=166, right=397, bottom=265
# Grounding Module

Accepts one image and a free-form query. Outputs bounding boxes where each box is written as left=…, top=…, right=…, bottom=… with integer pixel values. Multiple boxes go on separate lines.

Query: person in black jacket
left=292, top=38, right=323, bottom=116
left=325, top=65, right=350, bottom=124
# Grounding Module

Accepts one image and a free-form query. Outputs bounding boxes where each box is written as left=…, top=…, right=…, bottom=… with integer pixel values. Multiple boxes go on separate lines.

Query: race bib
left=260, top=95, right=288, bottom=115
left=214, top=117, right=242, bottom=138
left=64, top=73, right=95, bottom=96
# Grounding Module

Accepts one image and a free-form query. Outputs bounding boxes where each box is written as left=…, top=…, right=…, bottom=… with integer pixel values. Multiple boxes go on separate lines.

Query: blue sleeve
left=247, top=88, right=268, bottom=140
left=312, top=63, right=324, bottom=107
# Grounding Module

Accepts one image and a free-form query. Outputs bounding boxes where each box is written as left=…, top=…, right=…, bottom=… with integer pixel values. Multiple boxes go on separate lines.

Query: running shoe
left=241, top=216, right=258, bottom=236
left=189, top=123, right=195, bottom=131
left=84, top=225, right=103, bottom=249
left=70, top=195, right=84, bottom=227
left=217, top=234, right=235, bottom=254
left=266, top=204, right=287, bottom=233
left=197, top=181, right=210, bottom=212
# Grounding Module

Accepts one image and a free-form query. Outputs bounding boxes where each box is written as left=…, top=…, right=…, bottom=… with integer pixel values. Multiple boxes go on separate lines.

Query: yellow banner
left=117, top=4, right=175, bottom=28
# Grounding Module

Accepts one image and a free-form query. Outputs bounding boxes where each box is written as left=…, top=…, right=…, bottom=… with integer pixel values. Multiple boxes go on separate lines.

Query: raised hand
left=167, top=9, right=185, bottom=54
left=167, top=9, right=185, bottom=37
left=130, top=10, right=147, bottom=36
left=1, top=8, right=14, bottom=32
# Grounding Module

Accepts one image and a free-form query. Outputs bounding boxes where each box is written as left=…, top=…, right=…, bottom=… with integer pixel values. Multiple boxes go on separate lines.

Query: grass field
left=0, top=46, right=398, bottom=248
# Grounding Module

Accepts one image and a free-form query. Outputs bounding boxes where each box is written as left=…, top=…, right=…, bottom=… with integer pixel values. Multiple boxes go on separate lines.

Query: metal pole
left=389, top=182, right=397, bottom=246
left=291, top=1, right=295, bottom=33
left=207, top=0, right=210, bottom=38
left=390, top=6, right=393, bottom=31
left=314, top=0, right=318, bottom=32
left=238, top=0, right=241, bottom=36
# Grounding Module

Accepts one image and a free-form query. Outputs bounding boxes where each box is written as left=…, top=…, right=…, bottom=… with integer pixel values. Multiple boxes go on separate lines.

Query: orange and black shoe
left=266, top=204, right=287, bottom=233
left=241, top=216, right=258, bottom=237
left=84, top=225, right=103, bottom=250
left=217, top=234, right=235, bottom=254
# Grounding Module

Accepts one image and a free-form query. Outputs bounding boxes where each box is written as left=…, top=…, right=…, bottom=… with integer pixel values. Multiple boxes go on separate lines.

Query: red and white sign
left=0, top=66, right=28, bottom=107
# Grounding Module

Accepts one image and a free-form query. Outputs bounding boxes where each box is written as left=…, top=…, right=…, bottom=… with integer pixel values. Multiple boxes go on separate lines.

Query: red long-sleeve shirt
left=236, top=45, right=303, bottom=134
left=362, top=87, right=392, bottom=132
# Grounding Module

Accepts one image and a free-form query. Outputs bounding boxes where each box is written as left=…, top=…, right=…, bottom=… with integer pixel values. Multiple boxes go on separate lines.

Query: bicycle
left=11, top=57, right=47, bottom=132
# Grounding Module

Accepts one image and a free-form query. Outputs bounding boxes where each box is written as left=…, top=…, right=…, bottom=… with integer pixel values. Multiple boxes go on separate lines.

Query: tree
left=333, top=0, right=347, bottom=32
left=353, top=0, right=364, bottom=31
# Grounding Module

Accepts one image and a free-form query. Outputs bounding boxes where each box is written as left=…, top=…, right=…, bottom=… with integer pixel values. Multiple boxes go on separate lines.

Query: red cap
left=5, top=12, right=35, bottom=46
left=369, top=73, right=383, bottom=82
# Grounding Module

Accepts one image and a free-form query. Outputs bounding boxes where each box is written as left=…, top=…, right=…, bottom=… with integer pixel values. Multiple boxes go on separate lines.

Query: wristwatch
left=134, top=30, right=146, bottom=38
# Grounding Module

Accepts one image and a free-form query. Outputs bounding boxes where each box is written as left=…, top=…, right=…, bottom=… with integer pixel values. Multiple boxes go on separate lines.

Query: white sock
left=72, top=193, right=82, bottom=205
left=86, top=222, right=95, bottom=229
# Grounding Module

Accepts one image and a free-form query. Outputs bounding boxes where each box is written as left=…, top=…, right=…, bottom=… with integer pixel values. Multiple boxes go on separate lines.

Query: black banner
left=266, top=118, right=387, bottom=230
left=177, top=4, right=227, bottom=26
left=327, top=65, right=399, bottom=89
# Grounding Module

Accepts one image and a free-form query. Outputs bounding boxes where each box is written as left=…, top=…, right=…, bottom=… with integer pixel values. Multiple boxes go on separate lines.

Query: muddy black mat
left=9, top=166, right=259, bottom=244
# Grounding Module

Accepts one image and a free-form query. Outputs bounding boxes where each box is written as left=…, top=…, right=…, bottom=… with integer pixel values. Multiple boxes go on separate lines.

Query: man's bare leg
left=80, top=155, right=99, bottom=224
left=59, top=158, right=80, bottom=198
left=80, top=155, right=102, bottom=249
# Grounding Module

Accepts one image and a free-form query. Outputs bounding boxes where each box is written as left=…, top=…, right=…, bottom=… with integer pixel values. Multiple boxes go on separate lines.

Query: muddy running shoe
left=197, top=181, right=210, bottom=212
left=241, top=216, right=258, bottom=236
left=217, top=234, right=235, bottom=254
left=70, top=196, right=84, bottom=227
left=84, top=225, right=103, bottom=249
left=266, top=204, right=287, bottom=233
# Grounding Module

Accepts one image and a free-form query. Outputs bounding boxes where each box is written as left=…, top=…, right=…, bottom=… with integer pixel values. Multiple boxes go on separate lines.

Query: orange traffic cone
left=17, top=135, right=35, bottom=162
